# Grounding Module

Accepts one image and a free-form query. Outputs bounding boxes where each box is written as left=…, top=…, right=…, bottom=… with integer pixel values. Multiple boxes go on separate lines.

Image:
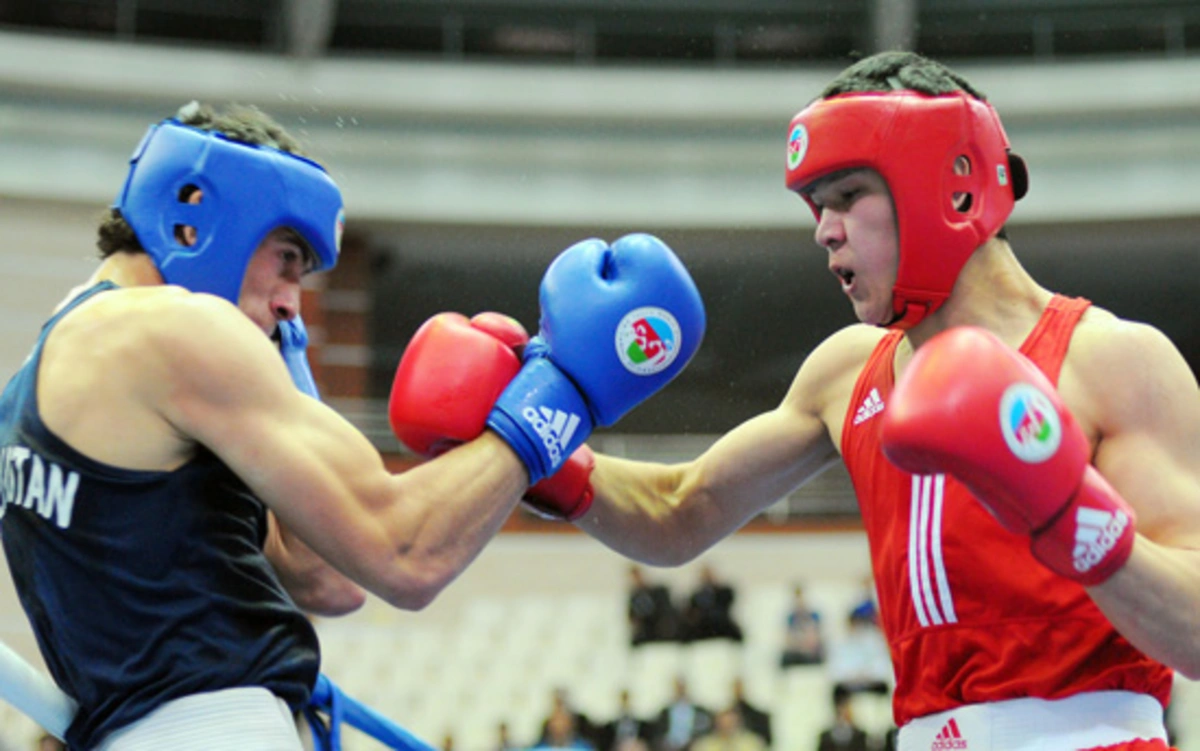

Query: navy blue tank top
left=0, top=282, right=319, bottom=749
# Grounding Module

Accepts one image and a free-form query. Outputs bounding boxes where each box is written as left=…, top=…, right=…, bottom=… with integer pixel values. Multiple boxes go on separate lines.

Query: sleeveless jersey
left=0, top=282, right=320, bottom=749
left=841, top=294, right=1172, bottom=727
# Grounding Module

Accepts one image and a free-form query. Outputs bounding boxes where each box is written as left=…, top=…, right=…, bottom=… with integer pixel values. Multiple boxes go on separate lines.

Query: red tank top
left=841, top=295, right=1172, bottom=727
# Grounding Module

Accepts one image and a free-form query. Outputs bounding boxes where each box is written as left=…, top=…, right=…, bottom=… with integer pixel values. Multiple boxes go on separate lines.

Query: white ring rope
left=0, top=639, right=75, bottom=741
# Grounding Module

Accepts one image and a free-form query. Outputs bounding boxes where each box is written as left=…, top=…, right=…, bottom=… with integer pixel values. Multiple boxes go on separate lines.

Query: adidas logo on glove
left=521, top=406, right=582, bottom=468
left=1072, top=506, right=1129, bottom=574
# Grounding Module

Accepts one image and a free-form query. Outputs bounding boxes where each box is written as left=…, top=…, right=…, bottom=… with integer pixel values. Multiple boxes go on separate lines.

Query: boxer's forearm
left=581, top=408, right=838, bottom=565
left=266, top=512, right=366, bottom=617
left=1090, top=537, right=1200, bottom=679
left=579, top=454, right=700, bottom=566
left=581, top=452, right=778, bottom=567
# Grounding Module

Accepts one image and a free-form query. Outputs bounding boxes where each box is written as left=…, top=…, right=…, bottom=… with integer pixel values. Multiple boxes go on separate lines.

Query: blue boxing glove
left=278, top=316, right=321, bottom=399
left=487, top=233, right=705, bottom=483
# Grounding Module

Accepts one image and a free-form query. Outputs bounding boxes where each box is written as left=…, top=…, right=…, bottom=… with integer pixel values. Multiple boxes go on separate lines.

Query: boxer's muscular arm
left=156, top=297, right=527, bottom=611
left=577, top=326, right=877, bottom=566
left=579, top=409, right=837, bottom=566
left=266, top=317, right=368, bottom=616
left=264, top=512, right=367, bottom=616
left=1068, top=319, right=1200, bottom=677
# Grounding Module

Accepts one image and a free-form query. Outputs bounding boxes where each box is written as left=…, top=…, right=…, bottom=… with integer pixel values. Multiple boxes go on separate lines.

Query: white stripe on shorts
left=96, top=686, right=303, bottom=751
left=898, top=690, right=1166, bottom=751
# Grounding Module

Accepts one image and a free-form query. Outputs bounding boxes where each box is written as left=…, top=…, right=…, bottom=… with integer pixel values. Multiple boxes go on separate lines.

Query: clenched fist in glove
left=487, top=233, right=706, bottom=484
left=880, top=326, right=1135, bottom=586
left=386, top=311, right=599, bottom=521
left=388, top=312, right=528, bottom=458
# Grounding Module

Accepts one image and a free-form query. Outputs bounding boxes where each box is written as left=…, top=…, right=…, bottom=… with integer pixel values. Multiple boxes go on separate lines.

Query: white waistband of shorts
left=898, top=691, right=1166, bottom=751
left=97, top=686, right=302, bottom=751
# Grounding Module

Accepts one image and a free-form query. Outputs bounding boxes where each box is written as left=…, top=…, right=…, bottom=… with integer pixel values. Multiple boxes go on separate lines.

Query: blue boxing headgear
left=114, top=118, right=344, bottom=304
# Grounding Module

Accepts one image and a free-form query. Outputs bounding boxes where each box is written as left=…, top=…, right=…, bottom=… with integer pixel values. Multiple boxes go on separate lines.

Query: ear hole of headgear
left=174, top=224, right=197, bottom=247
left=951, top=155, right=973, bottom=212
left=174, top=183, right=202, bottom=246
left=1007, top=153, right=1029, bottom=201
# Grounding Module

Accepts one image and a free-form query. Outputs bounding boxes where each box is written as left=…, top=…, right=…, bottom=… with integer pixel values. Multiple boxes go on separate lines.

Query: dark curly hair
left=96, top=101, right=307, bottom=259
left=820, top=50, right=987, bottom=100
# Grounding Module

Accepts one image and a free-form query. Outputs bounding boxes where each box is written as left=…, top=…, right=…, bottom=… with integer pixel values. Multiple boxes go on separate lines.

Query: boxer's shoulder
left=1061, top=309, right=1191, bottom=440
left=36, top=289, right=208, bottom=471
left=820, top=322, right=894, bottom=359
left=37, top=286, right=267, bottom=468
left=52, top=284, right=230, bottom=342
left=1069, top=306, right=1169, bottom=367
left=1062, top=309, right=1178, bottom=394
left=44, top=286, right=249, bottom=386
left=800, top=323, right=891, bottom=390
left=785, top=323, right=888, bottom=420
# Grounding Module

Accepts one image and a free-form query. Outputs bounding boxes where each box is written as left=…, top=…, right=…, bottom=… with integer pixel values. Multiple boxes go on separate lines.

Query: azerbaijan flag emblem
left=615, top=306, right=682, bottom=376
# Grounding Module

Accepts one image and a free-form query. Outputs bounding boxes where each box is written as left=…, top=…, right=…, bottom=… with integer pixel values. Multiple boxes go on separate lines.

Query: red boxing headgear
left=785, top=91, right=1025, bottom=329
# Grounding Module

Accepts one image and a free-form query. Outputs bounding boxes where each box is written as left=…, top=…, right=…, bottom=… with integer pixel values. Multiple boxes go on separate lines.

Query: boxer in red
left=549, top=51, right=1200, bottom=751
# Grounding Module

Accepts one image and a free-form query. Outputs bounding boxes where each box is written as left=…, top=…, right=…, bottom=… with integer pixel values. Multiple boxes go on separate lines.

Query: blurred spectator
left=540, top=687, right=601, bottom=749
left=534, top=707, right=596, bottom=751
left=615, top=739, right=651, bottom=751
left=691, top=708, right=765, bottom=751
left=1164, top=681, right=1180, bottom=748
left=780, top=583, right=825, bottom=667
left=496, top=721, right=517, bottom=751
left=628, top=565, right=682, bottom=646
left=827, top=611, right=892, bottom=698
left=816, top=686, right=870, bottom=751
left=848, top=576, right=878, bottom=626
left=729, top=678, right=771, bottom=747
left=680, top=565, right=743, bottom=643
left=599, top=689, right=651, bottom=751
left=35, top=735, right=65, bottom=751
left=651, top=676, right=712, bottom=751
left=441, top=731, right=456, bottom=751
left=881, top=727, right=898, bottom=751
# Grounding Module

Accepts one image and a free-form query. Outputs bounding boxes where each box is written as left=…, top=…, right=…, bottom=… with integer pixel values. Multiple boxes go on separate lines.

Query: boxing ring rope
left=306, top=673, right=437, bottom=751
left=0, top=639, right=77, bottom=740
left=0, top=638, right=434, bottom=751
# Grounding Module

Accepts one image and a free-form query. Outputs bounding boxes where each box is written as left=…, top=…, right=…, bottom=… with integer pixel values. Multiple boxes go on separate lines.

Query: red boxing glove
left=468, top=311, right=530, bottom=354
left=880, top=326, right=1136, bottom=586
left=524, top=445, right=596, bottom=521
left=388, top=312, right=528, bottom=457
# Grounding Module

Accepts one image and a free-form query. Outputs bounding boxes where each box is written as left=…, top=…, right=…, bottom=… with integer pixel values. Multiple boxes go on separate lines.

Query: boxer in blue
left=0, top=101, right=704, bottom=750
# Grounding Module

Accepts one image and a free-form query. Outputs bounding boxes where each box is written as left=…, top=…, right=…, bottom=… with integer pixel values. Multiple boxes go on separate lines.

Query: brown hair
left=96, top=101, right=305, bottom=259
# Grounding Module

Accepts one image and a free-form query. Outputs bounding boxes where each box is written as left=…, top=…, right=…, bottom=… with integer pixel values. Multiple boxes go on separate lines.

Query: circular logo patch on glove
left=998, top=383, right=1061, bottom=463
left=615, top=307, right=681, bottom=376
